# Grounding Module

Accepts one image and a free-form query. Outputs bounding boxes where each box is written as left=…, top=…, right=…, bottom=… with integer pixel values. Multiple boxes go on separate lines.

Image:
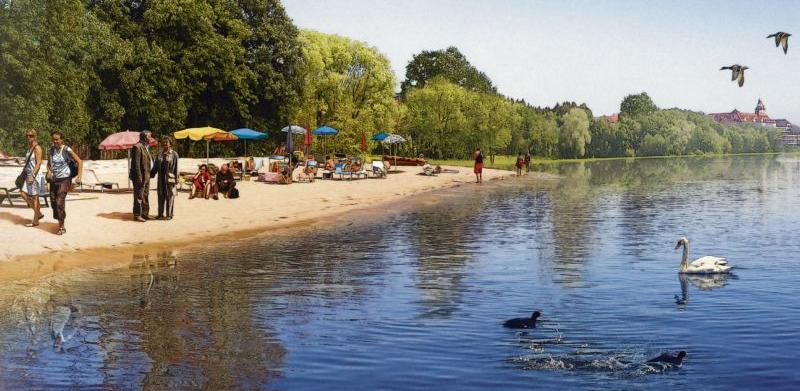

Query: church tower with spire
left=755, top=98, right=767, bottom=119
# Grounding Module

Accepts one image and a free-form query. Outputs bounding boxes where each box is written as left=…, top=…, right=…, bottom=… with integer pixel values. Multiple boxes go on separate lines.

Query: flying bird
left=767, top=32, right=791, bottom=54
left=720, top=65, right=748, bottom=87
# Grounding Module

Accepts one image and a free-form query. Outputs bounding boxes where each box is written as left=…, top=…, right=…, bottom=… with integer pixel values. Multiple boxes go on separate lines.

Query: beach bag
left=229, top=187, right=239, bottom=199
left=15, top=149, right=33, bottom=189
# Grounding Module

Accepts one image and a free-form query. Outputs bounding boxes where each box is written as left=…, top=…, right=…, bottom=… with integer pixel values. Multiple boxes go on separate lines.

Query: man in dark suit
left=130, top=131, right=153, bottom=222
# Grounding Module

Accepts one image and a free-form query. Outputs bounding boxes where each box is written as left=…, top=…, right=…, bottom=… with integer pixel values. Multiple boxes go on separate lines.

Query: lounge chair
left=371, top=161, right=387, bottom=178
left=334, top=163, right=353, bottom=180
left=79, top=169, right=120, bottom=193
left=351, top=165, right=369, bottom=179
left=0, top=187, right=50, bottom=207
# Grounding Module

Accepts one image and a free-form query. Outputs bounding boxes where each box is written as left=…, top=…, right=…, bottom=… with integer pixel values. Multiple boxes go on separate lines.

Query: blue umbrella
left=231, top=128, right=268, bottom=140
left=313, top=126, right=339, bottom=157
left=231, top=128, right=267, bottom=156
left=371, top=131, right=389, bottom=141
left=313, top=126, right=339, bottom=136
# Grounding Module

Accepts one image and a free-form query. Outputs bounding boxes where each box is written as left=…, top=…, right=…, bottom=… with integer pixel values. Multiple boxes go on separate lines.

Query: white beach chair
left=79, top=168, right=120, bottom=193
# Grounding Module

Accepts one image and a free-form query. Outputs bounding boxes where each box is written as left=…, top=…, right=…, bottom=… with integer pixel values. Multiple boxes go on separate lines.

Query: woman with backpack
left=47, top=131, right=82, bottom=235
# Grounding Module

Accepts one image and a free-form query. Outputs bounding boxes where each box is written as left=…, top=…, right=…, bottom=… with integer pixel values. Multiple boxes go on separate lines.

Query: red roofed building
left=709, top=99, right=781, bottom=127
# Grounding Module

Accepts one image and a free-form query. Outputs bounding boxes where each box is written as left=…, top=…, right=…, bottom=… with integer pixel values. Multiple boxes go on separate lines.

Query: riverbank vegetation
left=0, top=0, right=786, bottom=160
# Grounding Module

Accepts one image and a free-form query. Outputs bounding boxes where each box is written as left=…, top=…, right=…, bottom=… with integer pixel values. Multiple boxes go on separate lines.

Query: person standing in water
left=47, top=131, right=83, bottom=235
left=150, top=137, right=179, bottom=220
left=473, top=148, right=484, bottom=183
left=19, top=129, right=45, bottom=227
left=130, top=131, right=153, bottom=222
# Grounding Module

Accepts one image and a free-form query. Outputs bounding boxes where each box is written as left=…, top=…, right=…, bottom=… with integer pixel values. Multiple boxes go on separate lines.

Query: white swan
left=674, top=237, right=731, bottom=274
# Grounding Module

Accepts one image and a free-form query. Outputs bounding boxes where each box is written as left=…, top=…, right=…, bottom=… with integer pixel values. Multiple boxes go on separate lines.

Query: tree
left=0, top=0, right=111, bottom=154
left=293, top=30, right=397, bottom=154
left=559, top=108, right=591, bottom=158
left=619, top=92, right=658, bottom=119
left=405, top=77, right=469, bottom=159
left=400, top=46, right=495, bottom=97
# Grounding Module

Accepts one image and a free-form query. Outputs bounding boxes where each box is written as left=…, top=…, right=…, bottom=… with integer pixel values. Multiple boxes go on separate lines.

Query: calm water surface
left=1, top=155, right=800, bottom=390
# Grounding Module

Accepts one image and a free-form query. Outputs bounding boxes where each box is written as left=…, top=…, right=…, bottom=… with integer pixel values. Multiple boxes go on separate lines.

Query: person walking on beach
left=47, top=131, right=83, bottom=235
left=151, top=136, right=179, bottom=220
left=515, top=153, right=525, bottom=176
left=473, top=148, right=484, bottom=183
left=130, top=131, right=153, bottom=222
left=524, top=150, right=531, bottom=173
left=19, top=129, right=45, bottom=227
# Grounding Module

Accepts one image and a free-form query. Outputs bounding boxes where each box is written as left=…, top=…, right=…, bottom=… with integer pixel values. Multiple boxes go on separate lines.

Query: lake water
left=1, top=155, right=799, bottom=390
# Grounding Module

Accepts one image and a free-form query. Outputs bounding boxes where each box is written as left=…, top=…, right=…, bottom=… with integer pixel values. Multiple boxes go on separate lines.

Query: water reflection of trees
left=407, top=190, right=496, bottom=319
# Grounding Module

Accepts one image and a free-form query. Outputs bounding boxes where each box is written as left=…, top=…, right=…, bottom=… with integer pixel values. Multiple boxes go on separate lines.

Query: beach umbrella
left=231, top=128, right=268, bottom=155
left=371, top=131, right=389, bottom=141
left=98, top=130, right=157, bottom=150
left=173, top=127, right=227, bottom=163
left=313, top=126, right=339, bottom=157
left=371, top=131, right=390, bottom=156
left=98, top=130, right=158, bottom=189
left=382, top=134, right=406, bottom=168
left=303, top=128, right=313, bottom=155
left=281, top=125, right=306, bottom=135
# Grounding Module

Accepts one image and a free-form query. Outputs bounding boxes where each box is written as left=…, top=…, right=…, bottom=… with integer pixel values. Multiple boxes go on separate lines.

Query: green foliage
left=293, top=30, right=397, bottom=155
left=1, top=0, right=302, bottom=157
left=620, top=92, right=658, bottom=120
left=400, top=46, right=495, bottom=97
left=559, top=108, right=591, bottom=158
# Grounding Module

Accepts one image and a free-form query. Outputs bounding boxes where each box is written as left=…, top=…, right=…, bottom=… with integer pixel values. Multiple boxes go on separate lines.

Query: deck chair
left=0, top=187, right=49, bottom=207
left=371, top=161, right=387, bottom=178
left=334, top=164, right=353, bottom=180
left=80, top=168, right=120, bottom=193
left=351, top=165, right=369, bottom=179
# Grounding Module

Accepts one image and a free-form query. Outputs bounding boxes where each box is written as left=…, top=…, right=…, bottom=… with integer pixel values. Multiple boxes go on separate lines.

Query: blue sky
left=283, top=0, right=800, bottom=121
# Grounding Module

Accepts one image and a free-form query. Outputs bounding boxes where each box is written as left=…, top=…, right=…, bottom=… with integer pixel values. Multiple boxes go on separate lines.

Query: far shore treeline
left=0, top=0, right=784, bottom=160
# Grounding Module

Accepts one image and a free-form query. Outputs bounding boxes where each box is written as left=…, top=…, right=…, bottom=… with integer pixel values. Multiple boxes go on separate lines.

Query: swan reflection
left=675, top=273, right=736, bottom=305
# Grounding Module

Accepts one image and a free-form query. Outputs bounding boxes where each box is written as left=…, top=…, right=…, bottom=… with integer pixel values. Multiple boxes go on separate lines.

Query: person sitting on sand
left=213, top=163, right=236, bottom=199
left=190, top=164, right=213, bottom=199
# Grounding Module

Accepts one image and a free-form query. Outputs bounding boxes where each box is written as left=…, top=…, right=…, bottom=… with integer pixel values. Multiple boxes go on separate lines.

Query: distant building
left=709, top=98, right=796, bottom=146
left=607, top=113, right=619, bottom=124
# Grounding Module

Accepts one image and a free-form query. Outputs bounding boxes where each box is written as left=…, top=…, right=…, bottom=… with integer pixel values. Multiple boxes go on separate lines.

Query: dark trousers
left=50, top=177, right=70, bottom=221
left=133, top=180, right=150, bottom=217
left=157, top=186, right=175, bottom=218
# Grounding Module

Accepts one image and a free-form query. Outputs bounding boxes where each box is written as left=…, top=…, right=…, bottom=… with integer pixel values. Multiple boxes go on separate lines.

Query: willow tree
left=294, top=30, right=396, bottom=154
left=559, top=108, right=591, bottom=158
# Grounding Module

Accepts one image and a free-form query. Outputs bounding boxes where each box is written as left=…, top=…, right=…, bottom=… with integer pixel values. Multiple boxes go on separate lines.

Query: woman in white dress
left=19, top=129, right=45, bottom=227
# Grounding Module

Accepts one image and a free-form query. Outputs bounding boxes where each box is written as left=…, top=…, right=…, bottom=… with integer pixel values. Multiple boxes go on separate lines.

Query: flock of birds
left=721, top=31, right=791, bottom=87
left=502, top=236, right=732, bottom=369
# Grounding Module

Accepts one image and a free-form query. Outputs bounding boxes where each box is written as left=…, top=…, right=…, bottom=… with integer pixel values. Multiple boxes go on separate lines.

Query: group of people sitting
left=322, top=156, right=364, bottom=173
left=189, top=163, right=238, bottom=200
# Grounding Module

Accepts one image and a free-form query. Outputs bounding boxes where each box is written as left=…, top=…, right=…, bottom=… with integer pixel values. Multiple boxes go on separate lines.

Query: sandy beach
left=0, top=158, right=518, bottom=268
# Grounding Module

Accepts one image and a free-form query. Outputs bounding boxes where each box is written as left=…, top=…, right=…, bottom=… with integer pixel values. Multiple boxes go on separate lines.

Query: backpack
left=51, top=146, right=78, bottom=178
left=229, top=187, right=239, bottom=199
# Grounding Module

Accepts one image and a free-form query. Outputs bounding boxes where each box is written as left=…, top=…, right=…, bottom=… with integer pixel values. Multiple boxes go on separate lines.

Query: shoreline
left=0, top=166, right=553, bottom=283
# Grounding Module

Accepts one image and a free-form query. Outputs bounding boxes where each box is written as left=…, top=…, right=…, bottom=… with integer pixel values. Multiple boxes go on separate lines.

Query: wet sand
left=0, top=164, right=544, bottom=281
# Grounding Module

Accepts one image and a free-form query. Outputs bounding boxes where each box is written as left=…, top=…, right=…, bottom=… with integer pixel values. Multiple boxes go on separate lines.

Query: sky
left=283, top=0, right=800, bottom=121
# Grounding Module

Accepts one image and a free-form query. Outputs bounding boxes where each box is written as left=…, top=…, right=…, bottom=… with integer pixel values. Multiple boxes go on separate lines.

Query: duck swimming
left=503, top=311, right=541, bottom=329
left=647, top=351, right=687, bottom=366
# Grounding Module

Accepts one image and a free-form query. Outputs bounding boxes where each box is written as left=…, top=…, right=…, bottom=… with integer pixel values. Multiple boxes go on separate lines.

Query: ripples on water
left=1, top=155, right=800, bottom=389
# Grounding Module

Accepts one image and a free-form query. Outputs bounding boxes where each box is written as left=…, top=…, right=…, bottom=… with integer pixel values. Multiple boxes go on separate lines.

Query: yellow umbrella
left=173, top=127, right=231, bottom=163
left=173, top=126, right=225, bottom=141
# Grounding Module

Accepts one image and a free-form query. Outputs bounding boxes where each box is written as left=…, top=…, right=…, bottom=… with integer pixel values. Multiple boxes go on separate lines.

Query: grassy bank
left=429, top=151, right=792, bottom=171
